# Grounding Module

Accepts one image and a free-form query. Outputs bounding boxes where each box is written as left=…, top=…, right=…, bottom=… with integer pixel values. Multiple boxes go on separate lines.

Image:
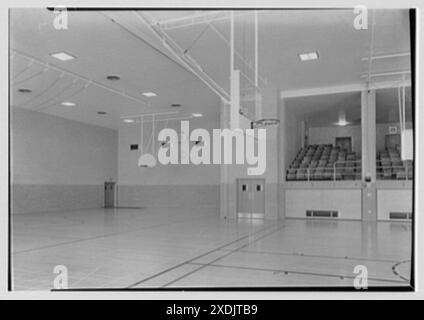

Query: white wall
left=377, top=189, right=412, bottom=220
left=11, top=107, right=118, bottom=213
left=308, top=122, right=413, bottom=156
left=285, top=189, right=362, bottom=220
left=308, top=124, right=362, bottom=154
left=376, top=122, right=413, bottom=152
left=118, top=115, right=220, bottom=186
left=12, top=107, right=118, bottom=184
left=118, top=114, right=220, bottom=208
left=284, top=110, right=301, bottom=168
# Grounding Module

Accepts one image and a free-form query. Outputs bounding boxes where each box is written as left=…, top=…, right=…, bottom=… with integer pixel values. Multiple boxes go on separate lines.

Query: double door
left=237, top=178, right=265, bottom=219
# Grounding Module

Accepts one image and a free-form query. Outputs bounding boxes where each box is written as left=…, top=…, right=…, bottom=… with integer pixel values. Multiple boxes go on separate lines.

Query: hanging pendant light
left=138, top=115, right=157, bottom=168
left=138, top=153, right=156, bottom=168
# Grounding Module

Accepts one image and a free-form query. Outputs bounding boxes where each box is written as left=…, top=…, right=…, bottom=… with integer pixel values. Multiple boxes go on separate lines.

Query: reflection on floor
left=12, top=207, right=412, bottom=290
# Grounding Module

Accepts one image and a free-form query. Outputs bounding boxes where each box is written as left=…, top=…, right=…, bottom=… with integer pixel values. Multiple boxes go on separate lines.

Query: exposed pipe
left=361, top=52, right=410, bottom=61
left=208, top=22, right=267, bottom=86
left=366, top=9, right=376, bottom=86
left=361, top=70, right=411, bottom=78
left=230, top=11, right=234, bottom=75
left=402, top=79, right=406, bottom=132
left=254, top=10, right=258, bottom=90
left=398, top=86, right=404, bottom=132
left=158, top=11, right=250, bottom=30
left=134, top=11, right=230, bottom=103
left=121, top=110, right=178, bottom=119
left=140, top=115, right=144, bottom=153
left=12, top=50, right=151, bottom=108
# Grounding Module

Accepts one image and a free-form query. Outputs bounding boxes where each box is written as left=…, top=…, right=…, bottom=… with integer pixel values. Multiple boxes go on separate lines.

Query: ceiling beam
left=207, top=22, right=268, bottom=87
left=156, top=11, right=249, bottom=30
left=360, top=70, right=411, bottom=78
left=361, top=52, right=411, bottom=61
left=281, top=80, right=412, bottom=99
left=134, top=11, right=231, bottom=103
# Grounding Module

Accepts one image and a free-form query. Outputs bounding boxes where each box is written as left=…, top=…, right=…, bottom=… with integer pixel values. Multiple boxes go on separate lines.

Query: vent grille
left=306, top=210, right=338, bottom=218
left=389, top=212, right=412, bottom=220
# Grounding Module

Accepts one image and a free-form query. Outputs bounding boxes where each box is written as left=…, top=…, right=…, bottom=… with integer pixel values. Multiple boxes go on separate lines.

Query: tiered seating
left=286, top=144, right=360, bottom=181
left=377, top=148, right=413, bottom=180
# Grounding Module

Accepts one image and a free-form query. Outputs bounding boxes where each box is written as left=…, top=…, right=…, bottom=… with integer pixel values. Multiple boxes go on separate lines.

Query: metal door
left=237, top=179, right=252, bottom=216
left=237, top=178, right=265, bottom=219
left=104, top=182, right=116, bottom=208
left=251, top=179, right=265, bottom=218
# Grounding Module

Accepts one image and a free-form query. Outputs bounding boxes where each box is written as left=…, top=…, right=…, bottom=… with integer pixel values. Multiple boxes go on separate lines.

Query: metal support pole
left=140, top=115, right=144, bottom=153
left=152, top=114, right=155, bottom=156
left=254, top=10, right=258, bottom=90
left=230, top=11, right=234, bottom=74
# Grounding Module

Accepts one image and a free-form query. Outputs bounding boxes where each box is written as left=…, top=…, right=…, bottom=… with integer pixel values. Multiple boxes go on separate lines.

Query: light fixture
left=97, top=111, right=107, bottom=115
left=298, top=51, right=319, bottom=61
left=18, top=88, right=32, bottom=93
left=61, top=101, right=76, bottom=107
left=123, top=119, right=135, bottom=123
left=106, top=75, right=120, bottom=81
left=50, top=51, right=76, bottom=61
left=142, top=92, right=157, bottom=97
left=335, top=110, right=349, bottom=126
left=171, top=103, right=181, bottom=108
left=138, top=154, right=157, bottom=168
left=191, top=113, right=203, bottom=118
left=335, top=119, right=350, bottom=126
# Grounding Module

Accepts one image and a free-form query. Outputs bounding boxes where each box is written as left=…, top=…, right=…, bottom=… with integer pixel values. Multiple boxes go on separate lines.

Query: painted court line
left=160, top=223, right=288, bottom=287
left=217, top=248, right=404, bottom=264
left=127, top=222, right=282, bottom=288
left=185, top=262, right=409, bottom=285
left=13, top=214, right=211, bottom=254
left=392, top=260, right=411, bottom=282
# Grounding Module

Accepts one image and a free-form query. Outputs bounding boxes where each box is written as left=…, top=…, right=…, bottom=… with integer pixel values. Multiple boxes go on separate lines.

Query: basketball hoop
left=251, top=118, right=280, bottom=129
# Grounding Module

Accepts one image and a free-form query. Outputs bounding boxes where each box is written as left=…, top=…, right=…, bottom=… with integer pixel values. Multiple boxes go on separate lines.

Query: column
left=361, top=89, right=377, bottom=221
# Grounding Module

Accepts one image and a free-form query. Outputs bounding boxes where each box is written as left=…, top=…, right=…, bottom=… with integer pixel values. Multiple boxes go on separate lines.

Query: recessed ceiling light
left=61, top=101, right=76, bottom=107
left=18, top=88, right=32, bottom=93
left=192, top=113, right=203, bottom=118
left=50, top=51, right=76, bottom=61
left=123, top=119, right=135, bottom=123
left=298, top=51, right=319, bottom=61
left=142, top=92, right=157, bottom=97
left=171, top=103, right=181, bottom=108
left=97, top=111, right=107, bottom=115
left=106, top=75, right=120, bottom=81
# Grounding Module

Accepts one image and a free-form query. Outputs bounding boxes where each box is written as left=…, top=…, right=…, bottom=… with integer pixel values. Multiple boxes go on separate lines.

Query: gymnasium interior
left=10, top=8, right=414, bottom=290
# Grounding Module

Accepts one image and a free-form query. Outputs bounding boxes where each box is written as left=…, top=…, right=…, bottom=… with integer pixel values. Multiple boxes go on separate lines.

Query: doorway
left=104, top=181, right=116, bottom=208
left=335, top=136, right=352, bottom=153
left=237, top=178, right=265, bottom=219
left=385, top=133, right=401, bottom=151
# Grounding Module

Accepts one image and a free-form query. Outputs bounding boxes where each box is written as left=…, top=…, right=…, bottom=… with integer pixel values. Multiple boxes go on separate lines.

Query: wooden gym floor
left=11, top=207, right=412, bottom=290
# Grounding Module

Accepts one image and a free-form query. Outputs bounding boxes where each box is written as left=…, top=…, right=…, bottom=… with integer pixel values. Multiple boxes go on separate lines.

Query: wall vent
left=306, top=210, right=338, bottom=218
left=389, top=212, right=412, bottom=220
left=130, top=144, right=139, bottom=150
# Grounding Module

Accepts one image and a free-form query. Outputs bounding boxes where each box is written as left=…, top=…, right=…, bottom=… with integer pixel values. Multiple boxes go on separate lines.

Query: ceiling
left=10, top=9, right=412, bottom=129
